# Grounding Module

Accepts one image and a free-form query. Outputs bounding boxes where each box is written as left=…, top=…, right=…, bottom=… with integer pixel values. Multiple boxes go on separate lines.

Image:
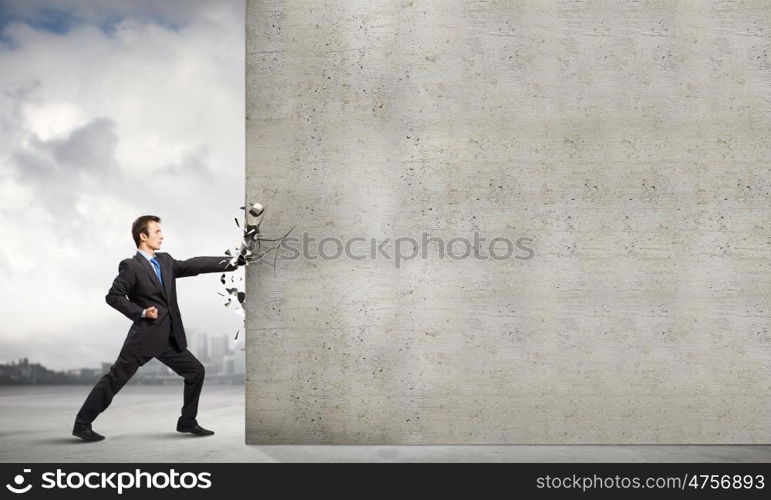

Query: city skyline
left=1, top=330, right=245, bottom=384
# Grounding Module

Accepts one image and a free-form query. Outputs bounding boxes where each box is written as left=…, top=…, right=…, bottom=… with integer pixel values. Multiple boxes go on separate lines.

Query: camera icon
left=5, top=469, right=32, bottom=494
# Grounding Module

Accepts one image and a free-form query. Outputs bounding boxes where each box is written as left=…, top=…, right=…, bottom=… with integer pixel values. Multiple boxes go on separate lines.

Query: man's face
left=141, top=221, right=164, bottom=250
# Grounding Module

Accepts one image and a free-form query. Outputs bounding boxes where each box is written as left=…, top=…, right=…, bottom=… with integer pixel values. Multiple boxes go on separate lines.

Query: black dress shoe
left=72, top=428, right=105, bottom=442
left=177, top=424, right=214, bottom=436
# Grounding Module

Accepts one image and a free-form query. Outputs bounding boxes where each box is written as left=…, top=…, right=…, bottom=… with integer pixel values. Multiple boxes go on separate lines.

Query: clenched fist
left=144, top=306, right=158, bottom=319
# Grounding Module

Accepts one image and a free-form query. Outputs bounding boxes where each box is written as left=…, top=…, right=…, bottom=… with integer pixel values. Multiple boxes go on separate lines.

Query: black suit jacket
left=106, top=251, right=237, bottom=357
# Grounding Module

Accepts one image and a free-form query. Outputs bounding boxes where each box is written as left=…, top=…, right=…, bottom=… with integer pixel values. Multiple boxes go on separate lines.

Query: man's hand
left=145, top=306, right=158, bottom=319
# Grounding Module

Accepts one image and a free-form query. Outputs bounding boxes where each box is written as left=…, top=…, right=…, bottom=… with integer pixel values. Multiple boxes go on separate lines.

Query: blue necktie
left=150, top=257, right=163, bottom=286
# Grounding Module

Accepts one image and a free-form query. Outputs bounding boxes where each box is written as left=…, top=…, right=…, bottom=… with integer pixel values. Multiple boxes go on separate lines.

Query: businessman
left=73, top=215, right=241, bottom=441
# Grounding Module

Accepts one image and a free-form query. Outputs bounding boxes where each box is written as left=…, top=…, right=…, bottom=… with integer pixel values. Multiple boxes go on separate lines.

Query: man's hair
left=132, top=215, right=161, bottom=247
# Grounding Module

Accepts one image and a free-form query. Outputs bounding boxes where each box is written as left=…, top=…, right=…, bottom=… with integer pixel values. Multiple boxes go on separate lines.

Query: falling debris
left=219, top=201, right=295, bottom=341
left=247, top=202, right=264, bottom=217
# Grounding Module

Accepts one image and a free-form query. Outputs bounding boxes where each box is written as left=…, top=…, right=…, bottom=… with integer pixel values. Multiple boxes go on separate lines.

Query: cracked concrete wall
left=245, top=0, right=771, bottom=443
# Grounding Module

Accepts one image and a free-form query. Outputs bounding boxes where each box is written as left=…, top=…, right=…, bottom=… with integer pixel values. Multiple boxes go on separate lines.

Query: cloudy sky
left=0, top=0, right=246, bottom=369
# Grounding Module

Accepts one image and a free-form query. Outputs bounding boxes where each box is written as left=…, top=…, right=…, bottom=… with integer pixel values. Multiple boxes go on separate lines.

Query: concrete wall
left=245, top=0, right=771, bottom=443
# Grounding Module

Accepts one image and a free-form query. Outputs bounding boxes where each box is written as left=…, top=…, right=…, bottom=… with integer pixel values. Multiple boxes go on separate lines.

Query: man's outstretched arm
left=171, top=255, right=240, bottom=278
left=105, top=259, right=145, bottom=321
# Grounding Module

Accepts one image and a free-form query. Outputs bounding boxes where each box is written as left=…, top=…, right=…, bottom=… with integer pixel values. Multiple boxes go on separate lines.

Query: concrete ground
left=0, top=385, right=769, bottom=463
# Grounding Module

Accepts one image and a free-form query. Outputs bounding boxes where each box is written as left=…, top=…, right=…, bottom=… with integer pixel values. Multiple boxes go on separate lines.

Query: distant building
left=208, top=335, right=232, bottom=374
left=195, top=332, right=209, bottom=362
left=223, top=352, right=245, bottom=375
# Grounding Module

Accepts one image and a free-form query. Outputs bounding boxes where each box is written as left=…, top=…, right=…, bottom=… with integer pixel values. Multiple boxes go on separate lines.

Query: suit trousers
left=74, top=337, right=205, bottom=430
